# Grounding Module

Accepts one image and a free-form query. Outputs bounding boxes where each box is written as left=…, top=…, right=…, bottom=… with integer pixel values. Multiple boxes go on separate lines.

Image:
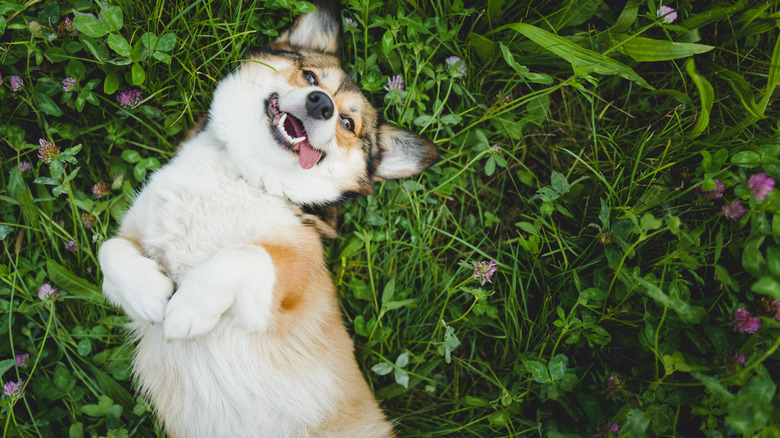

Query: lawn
left=1, top=0, right=779, bottom=437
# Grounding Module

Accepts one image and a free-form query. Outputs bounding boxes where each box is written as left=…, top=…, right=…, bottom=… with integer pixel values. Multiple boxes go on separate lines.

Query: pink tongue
left=298, top=140, right=322, bottom=170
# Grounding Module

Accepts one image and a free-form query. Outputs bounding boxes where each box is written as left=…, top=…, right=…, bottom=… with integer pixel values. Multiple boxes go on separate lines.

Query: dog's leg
left=98, top=236, right=174, bottom=323
left=163, top=244, right=275, bottom=340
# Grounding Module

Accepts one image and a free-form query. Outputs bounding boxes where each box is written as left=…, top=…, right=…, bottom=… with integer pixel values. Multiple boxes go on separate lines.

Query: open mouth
left=266, top=94, right=324, bottom=170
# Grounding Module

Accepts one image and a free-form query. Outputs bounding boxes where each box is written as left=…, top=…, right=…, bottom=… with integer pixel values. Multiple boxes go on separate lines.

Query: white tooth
left=291, top=136, right=306, bottom=144
left=277, top=113, right=287, bottom=130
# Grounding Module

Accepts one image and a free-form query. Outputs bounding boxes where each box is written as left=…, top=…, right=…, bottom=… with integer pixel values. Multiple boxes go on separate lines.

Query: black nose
left=306, top=91, right=334, bottom=120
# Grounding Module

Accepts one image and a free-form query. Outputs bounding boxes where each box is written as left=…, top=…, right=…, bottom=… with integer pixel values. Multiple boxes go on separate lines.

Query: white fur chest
left=119, top=131, right=300, bottom=284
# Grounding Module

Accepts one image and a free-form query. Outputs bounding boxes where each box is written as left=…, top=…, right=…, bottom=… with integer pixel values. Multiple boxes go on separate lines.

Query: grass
left=2, top=0, right=780, bottom=436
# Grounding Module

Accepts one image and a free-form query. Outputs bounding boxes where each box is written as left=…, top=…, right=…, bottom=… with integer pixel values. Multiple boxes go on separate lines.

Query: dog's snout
left=306, top=91, right=334, bottom=120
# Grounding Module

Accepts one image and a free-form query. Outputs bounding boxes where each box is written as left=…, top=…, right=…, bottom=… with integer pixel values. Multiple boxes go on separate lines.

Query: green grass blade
left=500, top=22, right=653, bottom=89
left=46, top=260, right=104, bottom=305
left=759, top=32, right=780, bottom=110
left=719, top=70, right=765, bottom=120
left=685, top=58, right=714, bottom=138
left=681, top=0, right=749, bottom=29
left=634, top=277, right=705, bottom=323
left=721, top=32, right=780, bottom=138
left=611, top=0, right=639, bottom=33
left=613, top=35, right=714, bottom=62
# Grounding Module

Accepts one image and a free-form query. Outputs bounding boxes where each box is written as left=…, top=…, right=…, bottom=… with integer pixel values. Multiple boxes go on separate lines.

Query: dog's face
left=207, top=7, right=438, bottom=206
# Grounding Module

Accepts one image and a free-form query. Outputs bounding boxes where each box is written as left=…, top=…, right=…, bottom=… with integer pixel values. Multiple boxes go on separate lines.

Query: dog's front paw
left=163, top=268, right=233, bottom=340
left=99, top=238, right=174, bottom=323
left=121, top=266, right=174, bottom=323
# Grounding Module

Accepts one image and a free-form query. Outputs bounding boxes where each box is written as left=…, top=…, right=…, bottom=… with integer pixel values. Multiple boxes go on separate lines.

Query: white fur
left=163, top=244, right=276, bottom=340
left=278, top=85, right=339, bottom=147
left=99, top=129, right=347, bottom=436
left=209, top=62, right=368, bottom=205
left=99, top=237, right=173, bottom=322
left=130, top=320, right=342, bottom=437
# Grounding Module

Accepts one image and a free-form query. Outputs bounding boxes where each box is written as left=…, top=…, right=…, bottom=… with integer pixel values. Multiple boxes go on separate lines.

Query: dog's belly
left=130, top=318, right=340, bottom=438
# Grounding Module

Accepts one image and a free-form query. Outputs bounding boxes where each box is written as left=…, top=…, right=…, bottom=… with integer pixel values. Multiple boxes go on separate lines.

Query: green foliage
left=2, top=0, right=780, bottom=437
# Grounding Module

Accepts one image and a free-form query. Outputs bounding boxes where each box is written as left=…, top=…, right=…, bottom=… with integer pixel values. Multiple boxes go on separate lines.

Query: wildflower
left=3, top=380, right=24, bottom=399
left=383, top=75, right=404, bottom=92
left=116, top=88, right=144, bottom=108
left=9, top=75, right=24, bottom=92
left=494, top=93, right=512, bottom=105
left=732, top=308, right=760, bottom=334
left=755, top=297, right=780, bottom=321
left=445, top=56, right=467, bottom=78
left=656, top=6, right=677, bottom=23
left=490, top=144, right=502, bottom=154
left=81, top=212, right=96, bottom=229
left=722, top=352, right=746, bottom=372
left=28, top=21, right=42, bottom=34
left=777, top=303, right=780, bottom=321
left=38, top=283, right=59, bottom=301
left=62, top=77, right=78, bottom=92
left=695, top=179, right=725, bottom=200
left=92, top=182, right=110, bottom=198
left=37, top=139, right=60, bottom=164
left=55, top=17, right=74, bottom=37
left=343, top=17, right=358, bottom=31
left=473, top=260, right=498, bottom=286
left=15, top=353, right=30, bottom=369
left=604, top=375, right=625, bottom=400
left=597, top=231, right=614, bottom=244
left=747, top=173, right=775, bottom=201
left=722, top=200, right=746, bottom=221
left=0, top=73, right=3, bottom=85
left=65, top=240, right=78, bottom=252
left=18, top=161, right=32, bottom=173
left=594, top=421, right=620, bottom=437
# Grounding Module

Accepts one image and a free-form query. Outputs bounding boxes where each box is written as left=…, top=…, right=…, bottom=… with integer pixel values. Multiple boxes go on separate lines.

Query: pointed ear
left=374, top=124, right=439, bottom=181
left=272, top=4, right=340, bottom=53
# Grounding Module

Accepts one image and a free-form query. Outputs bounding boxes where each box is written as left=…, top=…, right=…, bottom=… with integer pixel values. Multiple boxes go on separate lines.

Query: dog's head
left=207, top=5, right=439, bottom=207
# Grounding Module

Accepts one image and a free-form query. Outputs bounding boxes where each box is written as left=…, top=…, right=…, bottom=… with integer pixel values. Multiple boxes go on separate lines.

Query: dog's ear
left=374, top=124, right=439, bottom=181
left=273, top=2, right=340, bottom=53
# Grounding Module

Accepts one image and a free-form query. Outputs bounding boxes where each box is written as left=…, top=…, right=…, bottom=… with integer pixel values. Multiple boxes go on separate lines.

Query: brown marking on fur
left=333, top=92, right=365, bottom=141
left=117, top=234, right=142, bottom=248
left=299, top=214, right=339, bottom=239
left=177, top=116, right=208, bottom=149
left=257, top=226, right=328, bottom=317
left=301, top=53, right=342, bottom=70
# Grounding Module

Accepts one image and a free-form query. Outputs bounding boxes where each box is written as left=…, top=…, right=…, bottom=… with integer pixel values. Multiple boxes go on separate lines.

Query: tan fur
left=253, top=226, right=395, bottom=437
left=251, top=225, right=397, bottom=437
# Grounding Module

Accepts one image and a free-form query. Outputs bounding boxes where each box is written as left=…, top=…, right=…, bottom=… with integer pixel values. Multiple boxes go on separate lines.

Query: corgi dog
left=97, top=3, right=438, bottom=437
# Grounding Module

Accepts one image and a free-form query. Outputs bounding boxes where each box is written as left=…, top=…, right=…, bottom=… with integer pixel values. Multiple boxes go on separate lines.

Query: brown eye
left=303, top=70, right=318, bottom=85
left=341, top=116, right=354, bottom=132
